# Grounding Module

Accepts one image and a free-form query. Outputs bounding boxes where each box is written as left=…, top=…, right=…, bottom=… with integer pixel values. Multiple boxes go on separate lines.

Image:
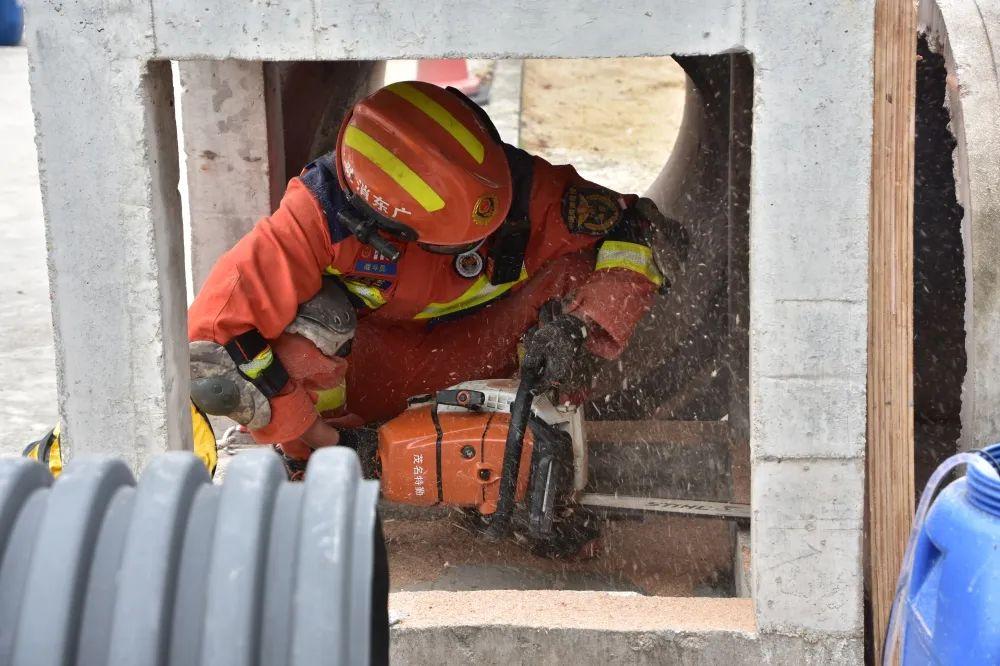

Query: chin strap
left=489, top=144, right=535, bottom=285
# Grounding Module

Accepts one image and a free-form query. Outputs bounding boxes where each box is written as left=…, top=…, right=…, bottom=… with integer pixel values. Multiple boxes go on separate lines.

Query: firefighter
left=188, top=81, right=686, bottom=476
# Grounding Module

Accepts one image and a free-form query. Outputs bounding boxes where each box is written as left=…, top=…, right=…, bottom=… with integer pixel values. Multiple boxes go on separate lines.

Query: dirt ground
left=520, top=57, right=687, bottom=194
left=384, top=512, right=733, bottom=597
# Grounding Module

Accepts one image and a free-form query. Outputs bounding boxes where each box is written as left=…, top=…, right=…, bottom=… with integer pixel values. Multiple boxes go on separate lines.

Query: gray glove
left=634, top=197, right=689, bottom=287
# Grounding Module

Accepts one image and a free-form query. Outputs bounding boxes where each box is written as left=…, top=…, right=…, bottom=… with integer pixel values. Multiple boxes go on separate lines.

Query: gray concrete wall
left=25, top=0, right=875, bottom=660
left=919, top=0, right=1000, bottom=452
left=26, top=3, right=191, bottom=471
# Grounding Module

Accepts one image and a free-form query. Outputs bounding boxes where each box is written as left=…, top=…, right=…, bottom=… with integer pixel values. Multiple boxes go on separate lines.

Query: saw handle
left=483, top=358, right=544, bottom=540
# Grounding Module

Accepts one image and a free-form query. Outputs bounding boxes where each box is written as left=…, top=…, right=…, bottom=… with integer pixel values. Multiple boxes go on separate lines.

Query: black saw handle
left=483, top=357, right=544, bottom=540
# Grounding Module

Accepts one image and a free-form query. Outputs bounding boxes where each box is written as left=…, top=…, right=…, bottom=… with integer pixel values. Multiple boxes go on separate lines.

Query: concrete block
left=751, top=376, right=866, bottom=460
left=154, top=0, right=744, bottom=61
left=757, top=633, right=863, bottom=665
left=26, top=4, right=189, bottom=470
left=752, top=458, right=864, bottom=635
left=751, top=300, right=867, bottom=381
left=178, top=60, right=271, bottom=292
left=745, top=0, right=873, bottom=305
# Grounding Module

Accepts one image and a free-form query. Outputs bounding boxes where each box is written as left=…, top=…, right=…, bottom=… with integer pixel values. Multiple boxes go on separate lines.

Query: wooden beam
left=867, top=0, right=917, bottom=661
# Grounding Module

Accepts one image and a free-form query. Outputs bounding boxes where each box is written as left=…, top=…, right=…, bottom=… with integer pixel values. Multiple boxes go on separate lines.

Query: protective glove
left=522, top=313, right=588, bottom=385
left=633, top=197, right=689, bottom=288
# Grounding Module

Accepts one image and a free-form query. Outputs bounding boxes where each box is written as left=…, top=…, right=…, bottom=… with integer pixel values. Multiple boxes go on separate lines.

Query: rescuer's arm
left=188, top=178, right=340, bottom=445
left=526, top=156, right=687, bottom=360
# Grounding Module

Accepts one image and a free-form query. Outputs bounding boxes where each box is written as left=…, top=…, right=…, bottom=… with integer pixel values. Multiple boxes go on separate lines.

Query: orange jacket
left=189, top=151, right=659, bottom=434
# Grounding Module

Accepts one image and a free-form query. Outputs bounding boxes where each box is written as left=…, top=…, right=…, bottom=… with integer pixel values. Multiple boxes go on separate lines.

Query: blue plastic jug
left=0, top=0, right=23, bottom=46
left=895, top=444, right=1000, bottom=665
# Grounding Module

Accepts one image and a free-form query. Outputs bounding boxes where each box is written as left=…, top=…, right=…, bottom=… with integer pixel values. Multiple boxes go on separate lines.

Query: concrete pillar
left=746, top=1, right=870, bottom=644
left=489, top=59, right=523, bottom=147
left=25, top=2, right=189, bottom=472
left=178, top=61, right=272, bottom=293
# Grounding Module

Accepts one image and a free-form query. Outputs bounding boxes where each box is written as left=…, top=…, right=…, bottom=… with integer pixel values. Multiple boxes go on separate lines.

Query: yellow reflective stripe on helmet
left=595, top=241, right=664, bottom=287
left=239, top=346, right=274, bottom=380
left=387, top=82, right=486, bottom=164
left=343, top=125, right=446, bottom=212
left=343, top=279, right=387, bottom=309
left=314, top=383, right=347, bottom=414
left=414, top=267, right=528, bottom=320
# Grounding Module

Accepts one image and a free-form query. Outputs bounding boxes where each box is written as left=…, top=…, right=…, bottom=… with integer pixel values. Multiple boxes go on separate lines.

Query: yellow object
left=238, top=346, right=275, bottom=380
left=22, top=423, right=63, bottom=476
left=595, top=240, right=664, bottom=286
left=343, top=125, right=446, bottom=212
left=414, top=266, right=528, bottom=320
left=23, top=402, right=218, bottom=478
left=314, top=383, right=348, bottom=414
left=387, top=82, right=486, bottom=164
left=324, top=267, right=387, bottom=310
left=190, top=402, right=218, bottom=477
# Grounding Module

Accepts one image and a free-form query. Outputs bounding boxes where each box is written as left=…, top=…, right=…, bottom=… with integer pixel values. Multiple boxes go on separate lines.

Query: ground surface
left=0, top=47, right=57, bottom=458
left=520, top=57, right=686, bottom=194
left=384, top=512, right=732, bottom=596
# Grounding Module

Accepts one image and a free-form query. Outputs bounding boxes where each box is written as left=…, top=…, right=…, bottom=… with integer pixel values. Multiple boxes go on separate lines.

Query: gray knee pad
left=285, top=279, right=357, bottom=357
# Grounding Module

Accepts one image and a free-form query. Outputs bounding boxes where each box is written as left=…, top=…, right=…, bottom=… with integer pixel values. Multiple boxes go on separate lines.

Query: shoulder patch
left=562, top=185, right=625, bottom=235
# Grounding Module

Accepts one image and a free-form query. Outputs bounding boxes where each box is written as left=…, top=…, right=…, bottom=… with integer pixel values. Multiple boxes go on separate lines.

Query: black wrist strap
left=223, top=329, right=289, bottom=398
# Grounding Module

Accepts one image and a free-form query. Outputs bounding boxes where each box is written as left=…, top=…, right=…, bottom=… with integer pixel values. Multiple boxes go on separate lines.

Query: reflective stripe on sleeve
left=343, top=281, right=387, bottom=309
left=239, top=347, right=274, bottom=380
left=314, top=383, right=348, bottom=414
left=324, top=266, right=387, bottom=310
left=594, top=240, right=664, bottom=286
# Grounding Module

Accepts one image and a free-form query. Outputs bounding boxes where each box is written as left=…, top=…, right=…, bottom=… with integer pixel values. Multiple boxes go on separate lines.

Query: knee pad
left=285, top=279, right=357, bottom=357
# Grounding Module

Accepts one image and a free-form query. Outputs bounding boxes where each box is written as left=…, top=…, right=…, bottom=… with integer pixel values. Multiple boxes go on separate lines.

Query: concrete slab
left=752, top=458, right=864, bottom=635
left=390, top=591, right=860, bottom=664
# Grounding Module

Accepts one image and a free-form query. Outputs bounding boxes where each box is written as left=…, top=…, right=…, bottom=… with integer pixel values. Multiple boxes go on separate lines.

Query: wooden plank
left=868, top=0, right=917, bottom=661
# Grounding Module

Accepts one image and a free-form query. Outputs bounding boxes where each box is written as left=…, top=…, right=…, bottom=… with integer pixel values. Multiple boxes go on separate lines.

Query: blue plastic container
left=0, top=0, right=23, bottom=46
left=902, top=444, right=1000, bottom=665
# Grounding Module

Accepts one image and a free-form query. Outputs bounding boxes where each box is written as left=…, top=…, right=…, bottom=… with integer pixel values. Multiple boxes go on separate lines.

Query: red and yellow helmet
left=335, top=81, right=512, bottom=248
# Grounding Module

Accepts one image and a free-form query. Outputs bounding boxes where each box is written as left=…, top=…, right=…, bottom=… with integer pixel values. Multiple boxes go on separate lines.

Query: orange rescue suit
left=188, top=150, right=658, bottom=444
